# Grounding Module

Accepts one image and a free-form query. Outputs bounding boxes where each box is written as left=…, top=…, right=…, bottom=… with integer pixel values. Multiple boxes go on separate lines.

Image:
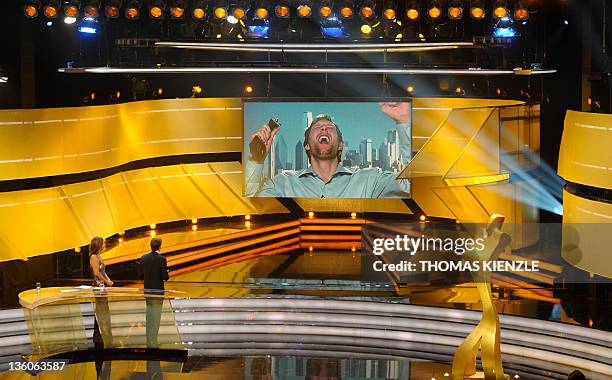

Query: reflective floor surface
left=0, top=356, right=455, bottom=380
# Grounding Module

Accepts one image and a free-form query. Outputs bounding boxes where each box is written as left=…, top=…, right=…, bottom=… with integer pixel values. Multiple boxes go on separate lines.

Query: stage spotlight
left=245, top=221, right=251, bottom=228
left=350, top=212, right=357, bottom=218
left=192, top=0, right=206, bottom=19
left=245, top=85, right=253, bottom=93
left=419, top=214, right=427, bottom=222
left=248, top=17, right=270, bottom=36
left=104, top=0, right=121, bottom=18
left=43, top=1, right=59, bottom=18
left=125, top=0, right=141, bottom=19
left=455, top=86, right=465, bottom=96
left=406, top=1, right=420, bottom=20
left=64, top=0, right=80, bottom=17
left=382, top=1, right=396, bottom=20
left=493, top=14, right=516, bottom=36
left=275, top=2, right=290, bottom=17
left=245, top=214, right=251, bottom=220
left=319, top=0, right=332, bottom=18
left=83, top=0, right=100, bottom=17
left=321, top=16, right=346, bottom=37
left=149, top=0, right=166, bottom=19
left=427, top=0, right=442, bottom=20
left=308, top=211, right=314, bottom=218
left=231, top=7, right=245, bottom=19
left=493, top=0, right=508, bottom=19
left=192, top=224, right=198, bottom=231
left=78, top=16, right=98, bottom=33
left=170, top=0, right=186, bottom=18
left=255, top=7, right=269, bottom=19
left=150, top=223, right=156, bottom=229
left=359, top=0, right=375, bottom=19
left=231, top=3, right=248, bottom=20
left=24, top=1, right=40, bottom=18
left=64, top=16, right=77, bottom=23
left=469, top=0, right=484, bottom=19
left=297, top=1, right=312, bottom=17
left=360, top=24, right=371, bottom=33
left=74, top=247, right=81, bottom=253
left=383, top=8, right=395, bottom=20
left=339, top=1, right=354, bottom=19
left=514, top=0, right=528, bottom=20
left=252, top=0, right=269, bottom=18
left=214, top=6, right=227, bottom=19
left=447, top=0, right=463, bottom=20
left=406, top=85, right=415, bottom=94
left=191, top=85, right=202, bottom=96
left=297, top=5, right=311, bottom=17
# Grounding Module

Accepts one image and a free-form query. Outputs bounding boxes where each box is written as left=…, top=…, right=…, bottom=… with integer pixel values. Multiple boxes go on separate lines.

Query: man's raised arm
left=244, top=123, right=279, bottom=197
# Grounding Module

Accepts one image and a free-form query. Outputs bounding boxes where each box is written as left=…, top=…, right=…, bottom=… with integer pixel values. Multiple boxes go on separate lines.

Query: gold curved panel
left=562, top=190, right=612, bottom=278
left=559, top=110, right=612, bottom=190
left=0, top=162, right=288, bottom=262
left=0, top=98, right=243, bottom=181
left=401, top=100, right=540, bottom=231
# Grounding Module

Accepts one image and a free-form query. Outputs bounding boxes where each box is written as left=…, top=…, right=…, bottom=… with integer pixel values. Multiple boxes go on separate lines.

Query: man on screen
left=246, top=102, right=411, bottom=198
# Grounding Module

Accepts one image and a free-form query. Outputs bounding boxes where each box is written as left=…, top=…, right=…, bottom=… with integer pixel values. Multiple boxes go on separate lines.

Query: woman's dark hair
left=89, top=236, right=104, bottom=257
left=303, top=114, right=344, bottom=163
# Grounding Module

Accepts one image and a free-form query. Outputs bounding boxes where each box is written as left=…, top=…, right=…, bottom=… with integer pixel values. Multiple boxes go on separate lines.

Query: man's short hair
left=303, top=114, right=344, bottom=163
left=150, top=237, right=162, bottom=251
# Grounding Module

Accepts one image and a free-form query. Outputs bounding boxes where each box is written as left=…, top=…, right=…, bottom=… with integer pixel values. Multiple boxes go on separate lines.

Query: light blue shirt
left=246, top=123, right=411, bottom=198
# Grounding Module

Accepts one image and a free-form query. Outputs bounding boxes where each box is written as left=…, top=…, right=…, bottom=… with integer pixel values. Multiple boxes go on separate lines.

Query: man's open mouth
left=318, top=135, right=330, bottom=143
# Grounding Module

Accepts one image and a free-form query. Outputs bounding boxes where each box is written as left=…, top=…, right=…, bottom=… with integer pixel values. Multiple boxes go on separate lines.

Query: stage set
left=0, top=0, right=611, bottom=379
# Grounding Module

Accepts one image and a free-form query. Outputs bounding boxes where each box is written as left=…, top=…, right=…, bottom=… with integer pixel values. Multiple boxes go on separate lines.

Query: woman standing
left=89, top=236, right=113, bottom=352
left=89, top=236, right=113, bottom=288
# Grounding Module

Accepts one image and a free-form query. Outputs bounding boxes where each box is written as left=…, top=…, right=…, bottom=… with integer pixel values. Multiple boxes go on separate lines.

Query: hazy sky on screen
left=243, top=102, right=411, bottom=153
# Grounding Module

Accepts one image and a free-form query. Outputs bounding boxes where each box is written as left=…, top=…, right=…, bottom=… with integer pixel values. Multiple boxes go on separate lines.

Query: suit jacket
left=140, top=251, right=169, bottom=291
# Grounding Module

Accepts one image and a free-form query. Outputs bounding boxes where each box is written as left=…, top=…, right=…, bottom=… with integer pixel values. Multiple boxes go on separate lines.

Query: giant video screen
left=244, top=100, right=412, bottom=198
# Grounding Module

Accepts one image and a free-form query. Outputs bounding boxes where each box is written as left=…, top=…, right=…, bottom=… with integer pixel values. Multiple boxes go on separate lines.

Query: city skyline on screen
left=244, top=101, right=412, bottom=174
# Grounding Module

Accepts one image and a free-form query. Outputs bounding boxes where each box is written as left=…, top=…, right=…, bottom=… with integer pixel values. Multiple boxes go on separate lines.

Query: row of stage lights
left=23, top=0, right=532, bottom=24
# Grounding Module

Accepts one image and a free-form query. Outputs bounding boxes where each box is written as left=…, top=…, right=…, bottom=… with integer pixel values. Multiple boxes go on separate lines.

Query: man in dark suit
left=140, top=237, right=169, bottom=349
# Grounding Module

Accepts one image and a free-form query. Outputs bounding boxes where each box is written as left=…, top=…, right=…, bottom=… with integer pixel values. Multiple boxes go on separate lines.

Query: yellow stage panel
left=403, top=107, right=496, bottom=178
left=0, top=98, right=243, bottom=181
left=400, top=100, right=540, bottom=232
left=558, top=110, right=612, bottom=190
left=0, top=162, right=288, bottom=262
left=104, top=228, right=243, bottom=264
left=562, top=190, right=612, bottom=278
